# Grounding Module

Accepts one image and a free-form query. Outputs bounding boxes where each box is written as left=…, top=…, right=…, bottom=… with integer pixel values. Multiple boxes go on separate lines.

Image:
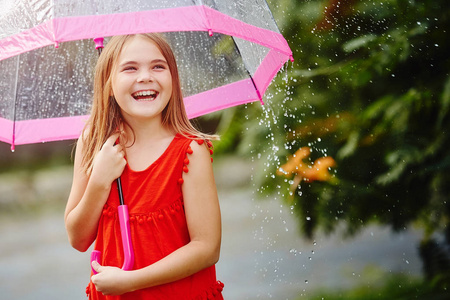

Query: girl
left=64, top=33, right=224, bottom=299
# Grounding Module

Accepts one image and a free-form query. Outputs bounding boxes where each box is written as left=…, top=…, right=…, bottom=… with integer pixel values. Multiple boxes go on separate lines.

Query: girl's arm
left=91, top=140, right=221, bottom=295
left=65, top=133, right=126, bottom=252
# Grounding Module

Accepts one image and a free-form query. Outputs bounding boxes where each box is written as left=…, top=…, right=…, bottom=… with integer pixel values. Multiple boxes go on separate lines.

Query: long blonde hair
left=81, top=33, right=217, bottom=175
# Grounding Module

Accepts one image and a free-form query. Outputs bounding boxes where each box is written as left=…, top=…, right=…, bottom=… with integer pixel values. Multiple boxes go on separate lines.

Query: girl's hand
left=90, top=133, right=127, bottom=188
left=91, top=261, right=134, bottom=295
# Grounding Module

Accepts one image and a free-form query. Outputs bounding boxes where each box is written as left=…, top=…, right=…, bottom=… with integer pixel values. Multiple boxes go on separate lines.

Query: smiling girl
left=64, top=33, right=223, bottom=299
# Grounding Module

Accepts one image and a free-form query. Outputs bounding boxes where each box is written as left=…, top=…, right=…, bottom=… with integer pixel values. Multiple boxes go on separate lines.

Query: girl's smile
left=132, top=89, right=158, bottom=101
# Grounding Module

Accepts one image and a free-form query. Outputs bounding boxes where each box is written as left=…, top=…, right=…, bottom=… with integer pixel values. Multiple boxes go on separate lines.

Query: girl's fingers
left=103, top=132, right=121, bottom=148
left=114, top=145, right=126, bottom=159
left=91, top=132, right=126, bottom=184
left=114, top=144, right=123, bottom=152
left=91, top=261, right=104, bottom=273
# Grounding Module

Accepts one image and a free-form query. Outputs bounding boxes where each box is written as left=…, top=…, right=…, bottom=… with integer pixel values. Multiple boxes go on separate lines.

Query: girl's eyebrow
left=151, top=59, right=168, bottom=64
left=119, top=59, right=168, bottom=67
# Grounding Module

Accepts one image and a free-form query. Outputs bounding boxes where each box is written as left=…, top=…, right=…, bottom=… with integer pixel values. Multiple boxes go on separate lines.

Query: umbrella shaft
left=117, top=177, right=124, bottom=206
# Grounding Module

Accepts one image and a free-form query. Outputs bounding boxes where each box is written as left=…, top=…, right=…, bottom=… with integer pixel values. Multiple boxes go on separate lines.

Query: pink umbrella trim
left=0, top=5, right=292, bottom=61
left=1, top=77, right=259, bottom=146
left=1, top=47, right=288, bottom=147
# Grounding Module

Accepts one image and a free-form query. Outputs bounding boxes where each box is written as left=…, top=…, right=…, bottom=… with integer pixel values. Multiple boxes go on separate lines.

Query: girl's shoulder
left=176, top=133, right=214, bottom=152
left=179, top=136, right=215, bottom=168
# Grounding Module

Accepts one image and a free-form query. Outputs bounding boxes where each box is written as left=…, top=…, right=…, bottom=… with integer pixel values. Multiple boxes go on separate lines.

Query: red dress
left=86, top=134, right=224, bottom=299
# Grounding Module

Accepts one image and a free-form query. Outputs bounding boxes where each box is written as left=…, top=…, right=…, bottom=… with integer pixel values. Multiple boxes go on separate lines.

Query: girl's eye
left=154, top=64, right=166, bottom=70
left=124, top=66, right=137, bottom=71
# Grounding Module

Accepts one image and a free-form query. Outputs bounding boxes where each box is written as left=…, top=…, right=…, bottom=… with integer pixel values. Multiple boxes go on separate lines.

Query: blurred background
left=1, top=0, right=449, bottom=299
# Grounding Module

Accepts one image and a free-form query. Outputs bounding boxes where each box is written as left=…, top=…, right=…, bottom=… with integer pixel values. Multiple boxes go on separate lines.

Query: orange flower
left=277, top=147, right=311, bottom=176
left=277, top=148, right=336, bottom=203
left=278, top=147, right=336, bottom=203
left=303, top=156, right=336, bottom=182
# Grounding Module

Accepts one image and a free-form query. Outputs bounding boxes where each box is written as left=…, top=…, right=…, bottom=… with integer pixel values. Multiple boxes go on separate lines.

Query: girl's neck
left=122, top=115, right=174, bottom=147
left=120, top=117, right=176, bottom=172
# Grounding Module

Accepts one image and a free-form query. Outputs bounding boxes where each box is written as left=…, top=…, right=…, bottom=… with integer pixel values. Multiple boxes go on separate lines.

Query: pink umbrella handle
left=90, top=250, right=101, bottom=274
left=118, top=204, right=135, bottom=270
left=91, top=204, right=134, bottom=274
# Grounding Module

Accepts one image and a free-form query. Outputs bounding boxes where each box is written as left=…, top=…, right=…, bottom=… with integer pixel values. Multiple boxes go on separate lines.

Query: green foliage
left=306, top=273, right=449, bottom=300
left=216, top=0, right=450, bottom=270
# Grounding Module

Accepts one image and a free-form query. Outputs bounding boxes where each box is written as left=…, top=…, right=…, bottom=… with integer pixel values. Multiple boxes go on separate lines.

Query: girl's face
left=111, top=35, right=173, bottom=125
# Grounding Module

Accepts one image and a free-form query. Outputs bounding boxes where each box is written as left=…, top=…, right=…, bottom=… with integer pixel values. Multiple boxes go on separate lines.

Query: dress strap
left=177, top=138, right=214, bottom=185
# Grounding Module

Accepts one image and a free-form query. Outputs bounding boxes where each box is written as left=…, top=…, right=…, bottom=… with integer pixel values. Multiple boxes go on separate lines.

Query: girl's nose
left=137, top=71, right=154, bottom=83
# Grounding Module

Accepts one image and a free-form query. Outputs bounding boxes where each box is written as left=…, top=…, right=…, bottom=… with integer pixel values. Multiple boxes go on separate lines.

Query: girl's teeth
left=133, top=90, right=158, bottom=99
left=135, top=91, right=156, bottom=96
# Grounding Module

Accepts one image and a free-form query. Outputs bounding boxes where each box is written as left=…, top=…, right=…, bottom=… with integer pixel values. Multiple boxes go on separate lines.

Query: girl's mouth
left=132, top=90, right=158, bottom=101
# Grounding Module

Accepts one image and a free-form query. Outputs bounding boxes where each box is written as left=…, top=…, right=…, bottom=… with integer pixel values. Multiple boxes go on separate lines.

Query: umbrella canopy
left=0, top=0, right=293, bottom=150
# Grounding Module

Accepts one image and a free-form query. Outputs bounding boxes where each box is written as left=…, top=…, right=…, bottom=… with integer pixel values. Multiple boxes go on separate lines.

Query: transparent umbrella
left=0, top=0, right=293, bottom=276
left=0, top=0, right=292, bottom=151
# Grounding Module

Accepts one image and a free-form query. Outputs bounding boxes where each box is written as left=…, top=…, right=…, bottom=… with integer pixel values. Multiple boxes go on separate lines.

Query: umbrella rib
left=11, top=55, right=20, bottom=151
left=230, top=36, right=263, bottom=102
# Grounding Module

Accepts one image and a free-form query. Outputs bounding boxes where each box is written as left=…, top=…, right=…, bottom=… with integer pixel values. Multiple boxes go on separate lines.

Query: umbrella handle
left=118, top=204, right=135, bottom=270
left=90, top=204, right=134, bottom=274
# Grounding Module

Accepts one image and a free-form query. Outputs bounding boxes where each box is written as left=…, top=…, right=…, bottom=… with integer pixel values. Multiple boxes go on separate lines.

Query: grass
left=304, top=273, right=449, bottom=300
